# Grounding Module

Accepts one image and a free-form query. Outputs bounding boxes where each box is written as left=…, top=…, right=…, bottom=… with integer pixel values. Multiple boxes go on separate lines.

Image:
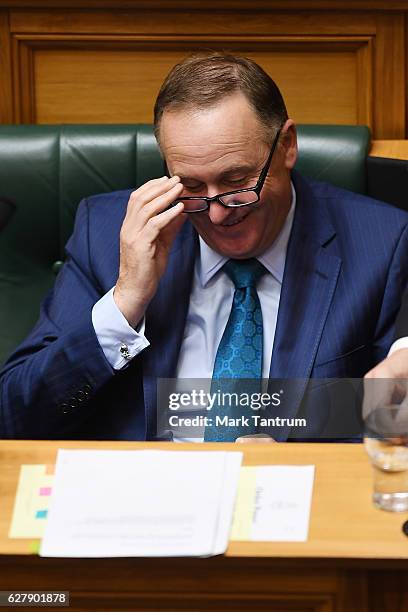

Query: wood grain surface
left=1, top=440, right=408, bottom=560
left=1, top=441, right=408, bottom=611
left=370, top=140, right=408, bottom=161
left=0, top=3, right=405, bottom=138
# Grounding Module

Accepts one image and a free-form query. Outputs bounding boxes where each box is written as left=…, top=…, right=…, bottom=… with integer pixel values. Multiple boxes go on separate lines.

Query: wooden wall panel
left=9, top=9, right=378, bottom=36
left=373, top=13, right=406, bottom=138
left=0, top=10, right=13, bottom=122
left=248, top=49, right=359, bottom=125
left=1, top=1, right=408, bottom=10
left=0, top=3, right=406, bottom=138
left=30, top=44, right=362, bottom=126
left=33, top=49, right=190, bottom=124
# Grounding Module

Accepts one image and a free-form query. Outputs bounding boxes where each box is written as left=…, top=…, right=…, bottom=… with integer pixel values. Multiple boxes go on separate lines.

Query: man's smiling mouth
left=220, top=212, right=251, bottom=227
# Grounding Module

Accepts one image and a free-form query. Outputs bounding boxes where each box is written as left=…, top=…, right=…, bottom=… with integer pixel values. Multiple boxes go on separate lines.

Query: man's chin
left=202, top=236, right=261, bottom=259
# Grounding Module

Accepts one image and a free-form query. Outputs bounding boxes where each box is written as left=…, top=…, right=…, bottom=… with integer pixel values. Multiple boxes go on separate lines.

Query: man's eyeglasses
left=169, top=126, right=283, bottom=213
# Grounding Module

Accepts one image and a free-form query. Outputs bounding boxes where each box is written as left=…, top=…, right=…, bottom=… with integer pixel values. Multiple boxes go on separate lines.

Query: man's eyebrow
left=219, top=164, right=257, bottom=177
left=177, top=174, right=202, bottom=182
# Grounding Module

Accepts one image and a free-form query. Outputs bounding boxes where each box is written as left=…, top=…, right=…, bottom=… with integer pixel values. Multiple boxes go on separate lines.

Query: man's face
left=160, top=93, right=298, bottom=259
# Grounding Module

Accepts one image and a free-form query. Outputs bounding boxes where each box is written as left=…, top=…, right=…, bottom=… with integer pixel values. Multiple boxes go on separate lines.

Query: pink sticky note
left=39, top=487, right=52, bottom=496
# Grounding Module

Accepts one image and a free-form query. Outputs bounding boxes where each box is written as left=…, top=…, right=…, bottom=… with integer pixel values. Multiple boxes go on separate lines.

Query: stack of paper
left=39, top=450, right=242, bottom=558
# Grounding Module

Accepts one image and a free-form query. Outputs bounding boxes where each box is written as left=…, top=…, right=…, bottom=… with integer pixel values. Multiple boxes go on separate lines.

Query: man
left=1, top=53, right=408, bottom=441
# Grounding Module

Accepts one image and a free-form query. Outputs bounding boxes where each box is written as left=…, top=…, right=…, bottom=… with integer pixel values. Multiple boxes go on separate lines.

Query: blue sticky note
left=35, top=510, right=48, bottom=519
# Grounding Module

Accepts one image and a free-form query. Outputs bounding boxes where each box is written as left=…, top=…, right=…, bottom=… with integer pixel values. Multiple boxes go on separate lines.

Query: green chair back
left=0, top=124, right=370, bottom=364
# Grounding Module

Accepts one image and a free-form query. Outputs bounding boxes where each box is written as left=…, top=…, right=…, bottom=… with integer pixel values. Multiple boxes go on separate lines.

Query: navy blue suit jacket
left=1, top=172, right=408, bottom=440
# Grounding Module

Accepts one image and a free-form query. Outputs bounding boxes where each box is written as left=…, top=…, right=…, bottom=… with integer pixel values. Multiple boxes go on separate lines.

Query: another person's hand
left=114, top=176, right=185, bottom=326
left=235, top=434, right=276, bottom=443
left=363, top=349, right=408, bottom=419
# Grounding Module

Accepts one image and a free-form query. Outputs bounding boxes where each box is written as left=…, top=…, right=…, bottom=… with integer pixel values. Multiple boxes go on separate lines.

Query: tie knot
left=223, top=258, right=267, bottom=289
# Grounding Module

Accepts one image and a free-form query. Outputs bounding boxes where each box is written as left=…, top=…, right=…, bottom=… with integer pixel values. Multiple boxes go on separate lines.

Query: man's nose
left=207, top=199, right=233, bottom=225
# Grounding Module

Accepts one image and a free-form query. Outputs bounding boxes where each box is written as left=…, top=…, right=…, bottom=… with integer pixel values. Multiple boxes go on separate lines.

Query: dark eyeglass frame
left=169, top=126, right=283, bottom=213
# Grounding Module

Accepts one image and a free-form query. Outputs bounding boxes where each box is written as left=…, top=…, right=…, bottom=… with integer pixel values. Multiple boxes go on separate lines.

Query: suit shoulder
left=84, top=188, right=133, bottom=217
left=308, top=178, right=408, bottom=227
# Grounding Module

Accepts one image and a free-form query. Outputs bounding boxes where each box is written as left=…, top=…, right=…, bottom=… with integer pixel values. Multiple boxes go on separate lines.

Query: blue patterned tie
left=204, top=259, right=267, bottom=442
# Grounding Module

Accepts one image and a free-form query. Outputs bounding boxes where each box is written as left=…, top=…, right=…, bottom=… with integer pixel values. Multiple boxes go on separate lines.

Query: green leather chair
left=0, top=124, right=371, bottom=365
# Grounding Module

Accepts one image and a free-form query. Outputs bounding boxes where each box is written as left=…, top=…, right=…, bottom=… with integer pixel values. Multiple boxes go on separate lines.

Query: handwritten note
left=231, top=465, right=315, bottom=542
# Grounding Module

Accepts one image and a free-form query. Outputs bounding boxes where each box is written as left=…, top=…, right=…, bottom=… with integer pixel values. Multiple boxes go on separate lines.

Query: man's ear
left=281, top=119, right=298, bottom=170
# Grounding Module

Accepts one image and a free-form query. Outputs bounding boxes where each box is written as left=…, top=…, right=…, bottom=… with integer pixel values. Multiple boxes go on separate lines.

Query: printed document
left=40, top=449, right=242, bottom=558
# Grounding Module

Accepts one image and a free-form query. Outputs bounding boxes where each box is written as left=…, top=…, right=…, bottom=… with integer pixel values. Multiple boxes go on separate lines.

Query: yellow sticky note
left=230, top=466, right=257, bottom=541
left=29, top=539, right=41, bottom=554
left=9, top=465, right=54, bottom=539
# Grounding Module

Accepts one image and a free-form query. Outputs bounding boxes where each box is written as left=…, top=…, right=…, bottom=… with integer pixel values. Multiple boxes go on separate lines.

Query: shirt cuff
left=92, top=286, right=150, bottom=370
left=388, top=337, right=408, bottom=355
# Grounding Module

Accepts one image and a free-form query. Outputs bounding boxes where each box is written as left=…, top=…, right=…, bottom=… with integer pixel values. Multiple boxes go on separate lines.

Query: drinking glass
left=364, top=405, right=408, bottom=512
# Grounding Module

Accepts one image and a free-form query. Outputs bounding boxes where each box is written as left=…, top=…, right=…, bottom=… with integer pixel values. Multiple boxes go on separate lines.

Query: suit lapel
left=266, top=172, right=342, bottom=438
left=142, top=221, right=197, bottom=439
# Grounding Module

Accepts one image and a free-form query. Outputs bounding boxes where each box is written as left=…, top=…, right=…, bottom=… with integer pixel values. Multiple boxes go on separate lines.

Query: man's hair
left=153, top=52, right=288, bottom=145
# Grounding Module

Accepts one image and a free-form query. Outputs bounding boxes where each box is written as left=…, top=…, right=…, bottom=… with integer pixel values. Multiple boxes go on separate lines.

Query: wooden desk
left=370, top=141, right=408, bottom=161
left=1, top=441, right=407, bottom=611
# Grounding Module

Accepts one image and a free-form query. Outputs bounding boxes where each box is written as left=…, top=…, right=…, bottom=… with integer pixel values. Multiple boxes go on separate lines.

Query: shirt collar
left=198, top=182, right=296, bottom=287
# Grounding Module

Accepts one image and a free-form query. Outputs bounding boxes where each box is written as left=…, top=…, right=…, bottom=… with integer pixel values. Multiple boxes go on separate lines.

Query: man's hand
left=363, top=349, right=408, bottom=419
left=114, top=176, right=185, bottom=327
left=235, top=434, right=276, bottom=443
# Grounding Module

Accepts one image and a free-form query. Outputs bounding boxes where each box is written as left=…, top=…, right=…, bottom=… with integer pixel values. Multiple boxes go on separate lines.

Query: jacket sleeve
left=0, top=198, right=117, bottom=439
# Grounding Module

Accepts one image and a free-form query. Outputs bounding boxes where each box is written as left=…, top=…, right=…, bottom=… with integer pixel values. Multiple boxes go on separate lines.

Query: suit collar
left=290, top=170, right=337, bottom=247
left=265, top=172, right=342, bottom=438
left=271, top=171, right=341, bottom=378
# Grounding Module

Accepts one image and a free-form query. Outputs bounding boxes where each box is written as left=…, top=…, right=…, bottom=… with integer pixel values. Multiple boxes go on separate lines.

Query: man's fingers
left=129, top=175, right=171, bottom=201
left=363, top=378, right=408, bottom=420
left=138, top=184, right=184, bottom=225
left=365, top=349, right=408, bottom=380
left=364, top=356, right=396, bottom=419
left=128, top=175, right=181, bottom=215
left=362, top=378, right=394, bottom=419
left=160, top=208, right=187, bottom=246
left=125, top=182, right=183, bottom=230
left=363, top=350, right=408, bottom=419
left=235, top=434, right=276, bottom=443
left=143, top=202, right=185, bottom=240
